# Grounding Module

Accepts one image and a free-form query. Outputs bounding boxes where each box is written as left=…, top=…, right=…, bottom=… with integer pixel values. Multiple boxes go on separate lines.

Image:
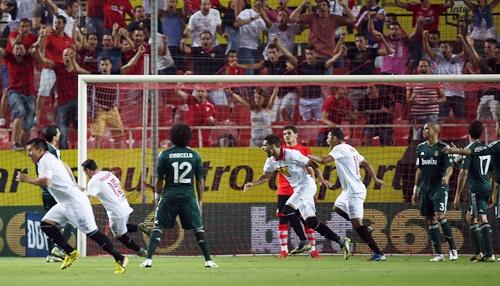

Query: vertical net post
left=141, top=55, right=150, bottom=203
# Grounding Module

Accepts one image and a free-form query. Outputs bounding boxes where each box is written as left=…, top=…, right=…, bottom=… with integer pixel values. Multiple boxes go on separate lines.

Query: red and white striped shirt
left=407, top=83, right=443, bottom=116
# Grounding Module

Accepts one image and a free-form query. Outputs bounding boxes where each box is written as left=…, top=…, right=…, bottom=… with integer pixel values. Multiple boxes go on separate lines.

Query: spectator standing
left=234, top=0, right=272, bottom=75
left=394, top=0, right=454, bottom=32
left=186, top=0, right=223, bottom=48
left=357, top=85, right=394, bottom=146
left=85, top=0, right=104, bottom=39
left=44, top=0, right=79, bottom=37
left=318, top=86, right=354, bottom=146
left=160, top=0, right=185, bottom=73
left=355, top=0, right=385, bottom=47
left=263, top=9, right=301, bottom=60
left=222, top=0, right=248, bottom=53
left=103, top=0, right=133, bottom=31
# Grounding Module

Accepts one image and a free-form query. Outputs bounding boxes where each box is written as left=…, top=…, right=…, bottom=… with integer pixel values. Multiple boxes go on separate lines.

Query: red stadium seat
left=159, top=105, right=174, bottom=126
left=214, top=105, right=231, bottom=122
left=209, top=121, right=238, bottom=147
left=296, top=121, right=323, bottom=146
left=237, top=128, right=251, bottom=147
left=440, top=118, right=468, bottom=141
left=230, top=105, right=251, bottom=125
left=393, top=120, right=410, bottom=146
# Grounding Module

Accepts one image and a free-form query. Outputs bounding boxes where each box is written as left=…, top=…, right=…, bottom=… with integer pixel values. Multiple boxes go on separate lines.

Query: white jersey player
left=244, top=134, right=352, bottom=259
left=17, top=138, right=127, bottom=274
left=82, top=159, right=149, bottom=257
left=309, top=128, right=387, bottom=261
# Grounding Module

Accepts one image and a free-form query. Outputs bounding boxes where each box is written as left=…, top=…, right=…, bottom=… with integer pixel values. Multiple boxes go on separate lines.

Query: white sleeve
left=57, top=8, right=68, bottom=17
left=293, top=151, right=310, bottom=167
left=237, top=10, right=250, bottom=20
left=329, top=147, right=342, bottom=161
left=86, top=179, right=98, bottom=197
left=355, top=150, right=366, bottom=165
left=263, top=158, right=276, bottom=173
left=38, top=157, right=53, bottom=180
left=187, top=13, right=196, bottom=30
left=215, top=10, right=222, bottom=25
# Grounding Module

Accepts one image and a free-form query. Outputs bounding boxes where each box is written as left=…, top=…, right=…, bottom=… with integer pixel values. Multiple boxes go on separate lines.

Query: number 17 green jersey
left=462, top=141, right=492, bottom=195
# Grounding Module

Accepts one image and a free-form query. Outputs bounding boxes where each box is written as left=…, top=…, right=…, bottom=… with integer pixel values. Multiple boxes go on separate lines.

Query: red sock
left=278, top=224, right=289, bottom=252
left=305, top=227, right=316, bottom=251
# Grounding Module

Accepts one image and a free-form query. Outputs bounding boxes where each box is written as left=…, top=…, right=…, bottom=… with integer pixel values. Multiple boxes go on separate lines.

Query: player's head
left=26, top=138, right=48, bottom=163
left=327, top=128, right=344, bottom=147
left=423, top=122, right=440, bottom=140
left=42, top=125, right=61, bottom=145
left=468, top=120, right=484, bottom=140
left=262, top=134, right=282, bottom=158
left=283, top=125, right=298, bottom=146
left=170, top=123, right=192, bottom=147
left=81, top=159, right=98, bottom=178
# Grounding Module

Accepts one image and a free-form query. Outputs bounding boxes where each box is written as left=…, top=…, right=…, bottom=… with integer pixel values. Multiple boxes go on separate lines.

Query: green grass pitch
left=0, top=255, right=497, bottom=286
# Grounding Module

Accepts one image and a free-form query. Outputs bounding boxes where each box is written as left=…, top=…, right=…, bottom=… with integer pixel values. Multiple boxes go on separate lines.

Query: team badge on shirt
left=434, top=151, right=439, bottom=157
left=277, top=166, right=290, bottom=177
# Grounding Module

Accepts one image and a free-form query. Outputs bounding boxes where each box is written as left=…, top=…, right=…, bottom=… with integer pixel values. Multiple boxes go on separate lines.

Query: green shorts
left=419, top=186, right=449, bottom=217
left=42, top=190, right=57, bottom=212
left=467, top=191, right=490, bottom=217
left=154, top=196, right=202, bottom=230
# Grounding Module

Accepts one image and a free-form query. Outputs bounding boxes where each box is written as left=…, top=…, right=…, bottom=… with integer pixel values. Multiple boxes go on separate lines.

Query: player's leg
left=466, top=192, right=482, bottom=262
left=180, top=198, right=217, bottom=268
left=346, top=196, right=385, bottom=261
left=41, top=192, right=64, bottom=262
left=475, top=193, right=495, bottom=261
left=421, top=191, right=443, bottom=261
left=281, top=196, right=309, bottom=254
left=111, top=215, right=147, bottom=257
left=299, top=197, right=350, bottom=259
left=433, top=187, right=457, bottom=260
left=276, top=195, right=290, bottom=257
left=141, top=199, right=176, bottom=267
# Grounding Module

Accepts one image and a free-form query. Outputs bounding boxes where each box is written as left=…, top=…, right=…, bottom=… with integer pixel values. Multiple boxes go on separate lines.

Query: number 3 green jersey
left=157, top=146, right=204, bottom=200
left=462, top=141, right=492, bottom=195
left=416, top=141, right=454, bottom=191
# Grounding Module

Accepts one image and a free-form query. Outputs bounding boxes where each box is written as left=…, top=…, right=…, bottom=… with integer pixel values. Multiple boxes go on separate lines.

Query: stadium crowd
left=0, top=0, right=499, bottom=150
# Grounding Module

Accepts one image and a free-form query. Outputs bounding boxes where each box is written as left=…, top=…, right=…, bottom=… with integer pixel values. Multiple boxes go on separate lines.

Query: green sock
left=469, top=224, right=482, bottom=255
left=439, top=219, right=456, bottom=250
left=429, top=224, right=442, bottom=254
left=480, top=223, right=493, bottom=257
left=194, top=229, right=211, bottom=261
left=146, top=229, right=163, bottom=259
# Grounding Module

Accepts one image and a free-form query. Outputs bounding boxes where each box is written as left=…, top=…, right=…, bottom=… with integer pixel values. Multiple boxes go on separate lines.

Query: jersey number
left=479, top=155, right=491, bottom=176
left=107, top=178, right=123, bottom=197
left=172, top=162, right=192, bottom=183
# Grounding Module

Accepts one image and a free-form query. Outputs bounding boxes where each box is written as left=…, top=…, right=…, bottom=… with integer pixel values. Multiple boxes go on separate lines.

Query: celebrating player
left=17, top=138, right=128, bottom=274
left=412, top=123, right=458, bottom=261
left=447, top=120, right=496, bottom=262
left=82, top=159, right=149, bottom=257
left=276, top=125, right=325, bottom=258
left=245, top=134, right=352, bottom=259
left=308, top=128, right=387, bottom=261
left=140, top=123, right=218, bottom=268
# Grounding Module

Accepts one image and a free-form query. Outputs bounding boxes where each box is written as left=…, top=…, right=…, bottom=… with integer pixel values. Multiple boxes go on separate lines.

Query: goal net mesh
left=80, top=76, right=500, bottom=256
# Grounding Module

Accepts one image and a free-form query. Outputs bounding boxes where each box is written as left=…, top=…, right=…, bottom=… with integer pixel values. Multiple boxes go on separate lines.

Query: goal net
left=77, top=74, right=500, bottom=257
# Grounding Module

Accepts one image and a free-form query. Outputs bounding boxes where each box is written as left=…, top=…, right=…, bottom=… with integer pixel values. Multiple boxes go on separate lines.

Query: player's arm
left=243, top=172, right=274, bottom=192
left=308, top=159, right=332, bottom=188
left=412, top=166, right=422, bottom=206
left=359, top=159, right=386, bottom=187
left=491, top=181, right=497, bottom=208
left=308, top=154, right=334, bottom=165
left=16, top=171, right=49, bottom=187
left=155, top=178, right=165, bottom=197
left=195, top=177, right=205, bottom=209
left=454, top=168, right=468, bottom=210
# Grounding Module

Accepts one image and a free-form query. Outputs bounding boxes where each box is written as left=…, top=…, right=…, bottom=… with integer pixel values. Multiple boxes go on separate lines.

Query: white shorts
left=42, top=201, right=98, bottom=234
left=334, top=191, right=366, bottom=219
left=38, top=68, right=56, bottom=97
left=109, top=213, right=131, bottom=237
left=286, top=177, right=317, bottom=219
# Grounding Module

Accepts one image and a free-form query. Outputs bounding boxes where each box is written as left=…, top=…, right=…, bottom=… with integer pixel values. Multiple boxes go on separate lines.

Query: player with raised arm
left=140, top=124, right=218, bottom=268
left=308, top=128, right=387, bottom=261
left=412, top=123, right=458, bottom=262
left=16, top=138, right=128, bottom=274
left=447, top=121, right=496, bottom=262
left=277, top=126, right=325, bottom=258
left=245, top=134, right=352, bottom=259
left=82, top=159, right=150, bottom=257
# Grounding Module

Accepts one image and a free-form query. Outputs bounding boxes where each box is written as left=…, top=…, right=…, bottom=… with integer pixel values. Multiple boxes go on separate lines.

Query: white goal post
left=76, top=74, right=500, bottom=256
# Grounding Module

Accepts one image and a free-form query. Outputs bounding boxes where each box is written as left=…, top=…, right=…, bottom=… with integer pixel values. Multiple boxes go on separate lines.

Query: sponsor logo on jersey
left=421, top=158, right=438, bottom=165
left=434, top=151, right=439, bottom=157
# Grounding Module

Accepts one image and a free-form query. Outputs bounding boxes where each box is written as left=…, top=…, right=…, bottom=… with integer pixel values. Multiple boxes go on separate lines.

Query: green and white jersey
left=416, top=141, right=454, bottom=191
left=462, top=141, right=492, bottom=195
left=471, top=140, right=500, bottom=183
left=157, top=146, right=204, bottom=200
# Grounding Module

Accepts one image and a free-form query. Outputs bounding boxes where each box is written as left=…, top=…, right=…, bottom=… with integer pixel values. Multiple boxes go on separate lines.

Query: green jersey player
left=412, top=123, right=457, bottom=262
left=140, top=123, right=218, bottom=268
left=446, top=121, right=496, bottom=262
